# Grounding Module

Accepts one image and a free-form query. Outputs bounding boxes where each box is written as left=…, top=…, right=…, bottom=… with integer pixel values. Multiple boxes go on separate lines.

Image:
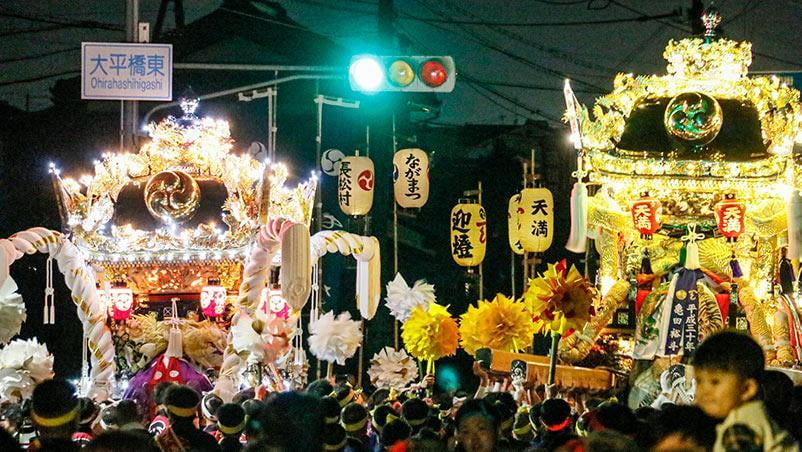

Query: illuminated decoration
left=144, top=170, right=201, bottom=224
left=200, top=278, right=226, bottom=318
left=259, top=286, right=290, bottom=320
left=105, top=280, right=134, bottom=321
left=557, top=7, right=802, bottom=372
left=393, top=148, right=429, bottom=208
left=664, top=92, right=723, bottom=148
left=507, top=194, right=525, bottom=255
left=450, top=202, right=487, bottom=267
left=630, top=192, right=662, bottom=239
left=714, top=194, right=746, bottom=241
left=50, top=99, right=316, bottom=267
left=518, top=188, right=554, bottom=253
left=338, top=156, right=374, bottom=216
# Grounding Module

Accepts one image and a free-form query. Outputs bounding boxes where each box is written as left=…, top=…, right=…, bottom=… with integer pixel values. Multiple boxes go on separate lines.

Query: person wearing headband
left=400, top=398, right=428, bottom=435
left=201, top=392, right=223, bottom=435
left=341, top=402, right=370, bottom=450
left=455, top=399, right=499, bottom=452
left=155, top=385, right=219, bottom=452
left=510, top=406, right=535, bottom=447
left=29, top=379, right=80, bottom=452
left=532, top=398, right=577, bottom=451
left=321, top=396, right=342, bottom=425
left=331, top=383, right=358, bottom=408
left=216, top=403, right=246, bottom=452
left=380, top=418, right=412, bottom=450
left=369, top=404, right=397, bottom=450
left=322, top=423, right=348, bottom=451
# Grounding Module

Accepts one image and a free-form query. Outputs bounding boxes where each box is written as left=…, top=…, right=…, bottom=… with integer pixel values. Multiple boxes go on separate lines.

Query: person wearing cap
left=341, top=402, right=370, bottom=450
left=201, top=393, right=223, bottom=436
left=216, top=403, right=245, bottom=452
left=29, top=379, right=81, bottom=452
left=155, top=384, right=219, bottom=451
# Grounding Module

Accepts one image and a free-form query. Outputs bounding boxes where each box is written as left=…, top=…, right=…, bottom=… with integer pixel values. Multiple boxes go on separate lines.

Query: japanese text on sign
left=82, top=42, right=172, bottom=100
left=339, top=160, right=353, bottom=206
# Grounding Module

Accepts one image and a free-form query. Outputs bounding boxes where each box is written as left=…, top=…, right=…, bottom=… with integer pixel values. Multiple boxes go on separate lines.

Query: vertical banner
left=450, top=203, right=487, bottom=267
left=338, top=156, right=374, bottom=216
left=519, top=188, right=554, bottom=253
left=393, top=148, right=430, bottom=208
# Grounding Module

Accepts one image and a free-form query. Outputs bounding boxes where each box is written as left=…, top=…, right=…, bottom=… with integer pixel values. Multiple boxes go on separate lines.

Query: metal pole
left=124, top=0, right=139, bottom=151
left=314, top=91, right=324, bottom=381
left=511, top=249, right=516, bottom=298
left=392, top=114, right=400, bottom=349
left=522, top=162, right=529, bottom=291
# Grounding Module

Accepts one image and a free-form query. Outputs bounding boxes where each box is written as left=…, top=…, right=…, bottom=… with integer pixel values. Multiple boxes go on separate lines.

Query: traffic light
left=349, top=55, right=456, bottom=93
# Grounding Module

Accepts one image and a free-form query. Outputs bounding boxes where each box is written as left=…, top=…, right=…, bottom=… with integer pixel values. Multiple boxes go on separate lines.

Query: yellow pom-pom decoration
left=459, top=294, right=534, bottom=356
left=402, top=303, right=459, bottom=364
left=523, top=260, right=595, bottom=336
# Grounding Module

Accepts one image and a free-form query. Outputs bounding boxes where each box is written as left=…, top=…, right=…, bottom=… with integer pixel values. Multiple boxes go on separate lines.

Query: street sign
left=81, top=42, right=172, bottom=100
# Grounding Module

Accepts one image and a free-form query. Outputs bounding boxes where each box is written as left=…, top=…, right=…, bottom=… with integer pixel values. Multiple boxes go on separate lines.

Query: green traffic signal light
left=349, top=56, right=385, bottom=92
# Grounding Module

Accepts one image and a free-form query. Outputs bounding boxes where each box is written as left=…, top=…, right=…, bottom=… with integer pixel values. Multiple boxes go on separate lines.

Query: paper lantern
left=518, top=187, right=554, bottom=253
left=450, top=202, right=487, bottom=267
left=631, top=192, right=662, bottom=239
left=393, top=148, right=429, bottom=208
left=200, top=278, right=227, bottom=318
left=280, top=223, right=312, bottom=310
left=507, top=194, right=525, bottom=255
left=106, top=281, right=133, bottom=321
left=259, top=286, right=290, bottom=319
left=714, top=193, right=746, bottom=241
left=338, top=156, right=374, bottom=216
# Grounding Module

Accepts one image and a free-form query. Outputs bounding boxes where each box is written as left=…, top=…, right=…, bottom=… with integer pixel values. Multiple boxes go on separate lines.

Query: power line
left=398, top=10, right=679, bottom=27
left=0, top=47, right=79, bottom=64
left=0, top=24, right=67, bottom=38
left=0, top=10, right=123, bottom=31
left=462, top=75, right=603, bottom=94
left=0, top=69, right=80, bottom=88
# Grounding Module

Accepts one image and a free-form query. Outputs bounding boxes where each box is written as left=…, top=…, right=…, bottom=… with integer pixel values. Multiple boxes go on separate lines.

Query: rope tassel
left=44, top=255, right=54, bottom=324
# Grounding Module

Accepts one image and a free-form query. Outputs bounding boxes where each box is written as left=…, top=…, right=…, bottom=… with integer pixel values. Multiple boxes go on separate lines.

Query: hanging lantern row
left=338, top=155, right=375, bottom=216
left=714, top=193, right=746, bottom=241
left=507, top=187, right=554, bottom=254
left=393, top=148, right=430, bottom=209
left=450, top=201, right=487, bottom=267
left=200, top=278, right=227, bottom=318
left=631, top=192, right=662, bottom=240
left=102, top=280, right=134, bottom=321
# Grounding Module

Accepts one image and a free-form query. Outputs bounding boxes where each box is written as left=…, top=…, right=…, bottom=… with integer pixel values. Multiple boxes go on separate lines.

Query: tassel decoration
left=640, top=249, right=653, bottom=275
left=780, top=257, right=795, bottom=295
left=681, top=224, right=703, bottom=270
left=787, top=190, right=802, bottom=261
left=43, top=256, right=54, bottom=325
left=565, top=182, right=588, bottom=253
left=729, top=253, right=743, bottom=279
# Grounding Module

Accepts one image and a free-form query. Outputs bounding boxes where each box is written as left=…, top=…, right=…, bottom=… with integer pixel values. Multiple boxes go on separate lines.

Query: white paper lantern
left=393, top=148, right=429, bottom=208
left=518, top=187, right=554, bottom=253
left=450, top=202, right=487, bottom=267
left=338, top=156, right=374, bottom=216
left=200, top=278, right=227, bottom=318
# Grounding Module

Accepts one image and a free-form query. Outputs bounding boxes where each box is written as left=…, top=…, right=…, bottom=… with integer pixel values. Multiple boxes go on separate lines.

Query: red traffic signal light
left=349, top=55, right=456, bottom=93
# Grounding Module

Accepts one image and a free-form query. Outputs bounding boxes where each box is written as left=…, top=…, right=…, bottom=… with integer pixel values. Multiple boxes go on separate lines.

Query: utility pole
left=123, top=0, right=139, bottom=152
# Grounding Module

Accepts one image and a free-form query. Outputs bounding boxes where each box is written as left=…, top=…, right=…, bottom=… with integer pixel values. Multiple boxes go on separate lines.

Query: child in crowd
left=693, top=331, right=799, bottom=451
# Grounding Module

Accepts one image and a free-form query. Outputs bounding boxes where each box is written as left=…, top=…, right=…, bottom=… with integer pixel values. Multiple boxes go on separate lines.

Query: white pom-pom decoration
left=384, top=273, right=435, bottom=323
left=367, top=347, right=419, bottom=390
left=0, top=276, right=26, bottom=344
left=0, top=338, right=54, bottom=403
left=308, top=311, right=362, bottom=365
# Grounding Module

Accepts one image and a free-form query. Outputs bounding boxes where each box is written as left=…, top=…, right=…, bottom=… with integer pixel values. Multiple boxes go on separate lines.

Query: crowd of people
left=0, top=331, right=801, bottom=451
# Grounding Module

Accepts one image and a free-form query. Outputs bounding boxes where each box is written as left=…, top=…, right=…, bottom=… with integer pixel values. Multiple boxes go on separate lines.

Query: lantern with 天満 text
left=450, top=202, right=487, bottom=267
left=518, top=187, right=554, bottom=253
left=200, top=278, right=227, bottom=318
left=393, top=148, right=429, bottom=208
left=338, top=156, right=374, bottom=216
left=714, top=193, right=746, bottom=241
left=106, top=281, right=134, bottom=321
left=631, top=192, right=662, bottom=239
left=507, top=194, right=525, bottom=255
left=259, top=286, right=290, bottom=319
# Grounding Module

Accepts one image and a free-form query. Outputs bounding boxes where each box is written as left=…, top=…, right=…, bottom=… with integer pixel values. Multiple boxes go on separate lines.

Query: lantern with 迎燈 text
left=338, top=156, right=374, bottom=216
left=393, top=148, right=429, bottom=208
left=200, top=278, right=227, bottom=318
left=518, top=187, right=554, bottom=253
left=450, top=202, right=487, bottom=267
left=631, top=192, right=662, bottom=240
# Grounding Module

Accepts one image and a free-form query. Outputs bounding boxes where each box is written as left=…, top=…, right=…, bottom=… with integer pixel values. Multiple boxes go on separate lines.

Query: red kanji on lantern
left=631, top=192, right=662, bottom=240
left=200, top=278, right=227, bottom=318
left=715, top=193, right=746, bottom=241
